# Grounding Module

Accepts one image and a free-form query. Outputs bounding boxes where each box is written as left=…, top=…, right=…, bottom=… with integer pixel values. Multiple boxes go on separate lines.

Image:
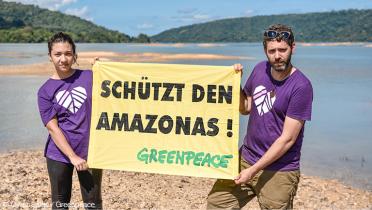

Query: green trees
left=0, top=0, right=150, bottom=43
left=0, top=27, right=52, bottom=42
left=152, top=9, right=372, bottom=43
left=2, top=0, right=370, bottom=43
left=132, top=33, right=151, bottom=43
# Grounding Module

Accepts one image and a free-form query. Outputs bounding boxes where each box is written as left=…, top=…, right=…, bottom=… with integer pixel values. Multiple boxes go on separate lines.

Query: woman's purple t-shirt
left=242, top=61, right=313, bottom=171
left=37, top=70, right=92, bottom=163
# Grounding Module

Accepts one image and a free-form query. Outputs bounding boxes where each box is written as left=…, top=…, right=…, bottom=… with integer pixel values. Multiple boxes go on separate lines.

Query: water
left=1, top=43, right=371, bottom=190
left=0, top=75, right=48, bottom=150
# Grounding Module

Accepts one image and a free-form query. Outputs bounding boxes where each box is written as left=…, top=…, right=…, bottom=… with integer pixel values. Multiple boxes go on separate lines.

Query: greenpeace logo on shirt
left=55, top=86, right=87, bottom=114
left=253, top=85, right=276, bottom=116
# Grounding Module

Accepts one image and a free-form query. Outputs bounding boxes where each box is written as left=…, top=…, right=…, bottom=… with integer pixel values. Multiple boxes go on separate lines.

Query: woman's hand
left=233, top=63, right=243, bottom=77
left=70, top=155, right=88, bottom=171
left=91, top=57, right=100, bottom=66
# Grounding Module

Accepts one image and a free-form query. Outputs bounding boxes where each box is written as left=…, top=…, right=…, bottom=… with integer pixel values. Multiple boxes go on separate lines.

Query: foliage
left=0, top=0, right=150, bottom=43
left=152, top=9, right=372, bottom=43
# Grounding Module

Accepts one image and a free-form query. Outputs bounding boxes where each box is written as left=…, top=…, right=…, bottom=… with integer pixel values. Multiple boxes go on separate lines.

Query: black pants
left=46, top=158, right=103, bottom=209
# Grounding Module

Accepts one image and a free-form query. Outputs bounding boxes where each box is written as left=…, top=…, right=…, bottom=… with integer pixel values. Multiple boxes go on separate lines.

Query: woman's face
left=49, top=42, right=75, bottom=73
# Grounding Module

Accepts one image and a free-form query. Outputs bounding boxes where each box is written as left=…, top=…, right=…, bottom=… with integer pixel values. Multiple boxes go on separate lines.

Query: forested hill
left=0, top=0, right=150, bottom=43
left=152, top=9, right=372, bottom=43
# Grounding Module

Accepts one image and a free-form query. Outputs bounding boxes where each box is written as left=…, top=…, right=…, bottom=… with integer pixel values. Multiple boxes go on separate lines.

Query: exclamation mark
left=227, top=119, right=233, bottom=137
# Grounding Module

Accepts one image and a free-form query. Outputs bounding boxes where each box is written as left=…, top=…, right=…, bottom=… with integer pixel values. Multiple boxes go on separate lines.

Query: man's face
left=265, top=40, right=294, bottom=72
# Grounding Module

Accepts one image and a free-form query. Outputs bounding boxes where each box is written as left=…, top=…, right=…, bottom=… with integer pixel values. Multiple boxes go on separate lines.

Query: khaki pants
left=207, top=158, right=300, bottom=209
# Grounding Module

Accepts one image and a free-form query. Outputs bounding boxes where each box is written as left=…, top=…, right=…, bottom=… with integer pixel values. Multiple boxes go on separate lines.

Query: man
left=207, top=24, right=313, bottom=209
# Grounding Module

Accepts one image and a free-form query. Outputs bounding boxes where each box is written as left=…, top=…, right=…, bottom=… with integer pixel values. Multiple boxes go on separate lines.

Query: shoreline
left=1, top=42, right=371, bottom=75
left=296, top=42, right=372, bottom=47
left=0, top=150, right=371, bottom=209
left=0, top=51, right=253, bottom=76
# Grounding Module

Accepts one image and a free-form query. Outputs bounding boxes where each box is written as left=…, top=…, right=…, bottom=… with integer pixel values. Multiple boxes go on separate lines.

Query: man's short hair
left=263, top=24, right=295, bottom=48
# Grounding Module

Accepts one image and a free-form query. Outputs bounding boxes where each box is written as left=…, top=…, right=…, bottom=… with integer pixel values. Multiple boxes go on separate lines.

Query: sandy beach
left=297, top=42, right=372, bottom=47
left=0, top=51, right=252, bottom=76
left=0, top=150, right=371, bottom=209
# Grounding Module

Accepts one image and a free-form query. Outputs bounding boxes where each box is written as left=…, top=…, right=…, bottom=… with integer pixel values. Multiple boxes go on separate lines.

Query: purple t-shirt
left=241, top=61, right=313, bottom=171
left=37, top=70, right=92, bottom=163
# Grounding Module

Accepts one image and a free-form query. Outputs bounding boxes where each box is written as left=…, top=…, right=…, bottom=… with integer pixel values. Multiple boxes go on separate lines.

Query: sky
left=5, top=0, right=372, bottom=36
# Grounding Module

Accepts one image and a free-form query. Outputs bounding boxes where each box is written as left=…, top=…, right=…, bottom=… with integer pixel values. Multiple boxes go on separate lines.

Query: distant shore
left=0, top=51, right=252, bottom=76
left=1, top=42, right=371, bottom=76
left=0, top=150, right=371, bottom=209
left=297, top=42, right=372, bottom=47
left=146, top=42, right=372, bottom=47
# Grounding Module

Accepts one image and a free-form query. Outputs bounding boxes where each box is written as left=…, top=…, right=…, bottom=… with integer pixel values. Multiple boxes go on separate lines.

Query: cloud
left=5, top=0, right=93, bottom=21
left=136, top=23, right=155, bottom=30
left=4, top=0, right=77, bottom=10
left=242, top=9, right=254, bottom=17
left=192, top=14, right=210, bottom=20
left=172, top=13, right=213, bottom=23
left=177, top=8, right=198, bottom=14
left=173, top=7, right=213, bottom=23
left=64, top=6, right=92, bottom=21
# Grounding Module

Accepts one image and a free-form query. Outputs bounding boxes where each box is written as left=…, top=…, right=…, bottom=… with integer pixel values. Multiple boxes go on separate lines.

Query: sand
left=130, top=43, right=226, bottom=48
left=0, top=51, right=253, bottom=76
left=0, top=150, right=371, bottom=209
left=297, top=42, right=356, bottom=47
left=297, top=42, right=372, bottom=47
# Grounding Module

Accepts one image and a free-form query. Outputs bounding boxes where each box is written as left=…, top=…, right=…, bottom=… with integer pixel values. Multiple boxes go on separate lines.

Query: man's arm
left=233, top=63, right=252, bottom=115
left=235, top=116, right=304, bottom=184
left=239, top=88, right=251, bottom=115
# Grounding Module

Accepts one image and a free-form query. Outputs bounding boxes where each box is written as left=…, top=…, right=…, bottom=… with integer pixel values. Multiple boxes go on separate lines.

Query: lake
left=0, top=43, right=371, bottom=190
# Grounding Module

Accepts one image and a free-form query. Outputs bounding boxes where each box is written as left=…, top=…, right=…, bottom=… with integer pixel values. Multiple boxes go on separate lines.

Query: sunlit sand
left=0, top=51, right=254, bottom=75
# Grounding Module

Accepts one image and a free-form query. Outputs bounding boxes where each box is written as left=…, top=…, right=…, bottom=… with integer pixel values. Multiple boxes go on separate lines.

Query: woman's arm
left=46, top=117, right=88, bottom=171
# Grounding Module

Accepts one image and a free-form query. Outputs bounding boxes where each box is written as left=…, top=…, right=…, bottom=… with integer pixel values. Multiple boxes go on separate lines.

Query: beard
left=271, top=61, right=289, bottom=72
left=269, top=54, right=292, bottom=72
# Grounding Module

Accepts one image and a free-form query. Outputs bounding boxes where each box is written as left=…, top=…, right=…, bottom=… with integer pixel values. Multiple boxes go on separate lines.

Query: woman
left=37, top=32, right=102, bottom=209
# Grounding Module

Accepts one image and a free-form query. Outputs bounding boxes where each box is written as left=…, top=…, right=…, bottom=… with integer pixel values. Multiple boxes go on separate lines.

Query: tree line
left=1, top=0, right=371, bottom=43
left=0, top=0, right=150, bottom=43
left=151, top=9, right=372, bottom=43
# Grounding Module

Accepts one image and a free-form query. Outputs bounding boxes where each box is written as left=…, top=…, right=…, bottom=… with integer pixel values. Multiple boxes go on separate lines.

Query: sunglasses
left=264, top=30, right=291, bottom=40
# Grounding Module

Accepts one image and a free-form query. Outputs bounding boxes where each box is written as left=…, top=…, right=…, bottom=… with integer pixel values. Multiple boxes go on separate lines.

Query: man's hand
left=70, top=155, right=88, bottom=171
left=234, top=166, right=259, bottom=184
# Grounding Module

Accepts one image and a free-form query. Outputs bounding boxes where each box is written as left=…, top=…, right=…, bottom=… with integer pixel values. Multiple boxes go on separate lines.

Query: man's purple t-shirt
left=37, top=70, right=92, bottom=163
left=242, top=61, right=313, bottom=171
